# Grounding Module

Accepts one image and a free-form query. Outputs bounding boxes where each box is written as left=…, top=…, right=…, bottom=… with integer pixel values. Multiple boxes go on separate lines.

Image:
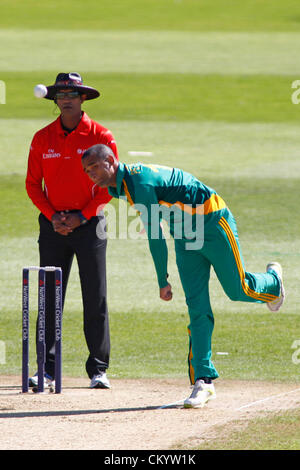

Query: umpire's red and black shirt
left=26, top=112, right=118, bottom=221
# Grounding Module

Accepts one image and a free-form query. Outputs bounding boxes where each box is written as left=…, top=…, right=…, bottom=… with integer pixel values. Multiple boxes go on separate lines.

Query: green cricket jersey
left=108, top=162, right=226, bottom=288
left=108, top=162, right=280, bottom=384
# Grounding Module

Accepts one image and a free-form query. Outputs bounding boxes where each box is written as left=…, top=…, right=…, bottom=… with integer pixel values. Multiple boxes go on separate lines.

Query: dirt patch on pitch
left=0, top=376, right=299, bottom=450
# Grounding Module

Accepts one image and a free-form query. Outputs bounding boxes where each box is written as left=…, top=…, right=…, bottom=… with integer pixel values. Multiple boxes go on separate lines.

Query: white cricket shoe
left=29, top=373, right=54, bottom=388
left=90, top=372, right=111, bottom=389
left=266, top=262, right=285, bottom=312
left=184, top=379, right=216, bottom=408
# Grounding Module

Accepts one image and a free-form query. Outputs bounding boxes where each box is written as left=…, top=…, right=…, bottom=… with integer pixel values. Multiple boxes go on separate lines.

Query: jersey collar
left=108, top=162, right=126, bottom=198
left=56, top=111, right=92, bottom=136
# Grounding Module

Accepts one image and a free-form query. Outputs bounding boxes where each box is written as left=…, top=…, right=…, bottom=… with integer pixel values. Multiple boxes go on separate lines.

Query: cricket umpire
left=81, top=144, right=285, bottom=407
left=26, top=73, right=118, bottom=389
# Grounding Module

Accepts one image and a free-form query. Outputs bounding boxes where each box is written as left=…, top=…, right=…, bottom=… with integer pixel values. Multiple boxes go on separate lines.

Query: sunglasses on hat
left=55, top=91, right=81, bottom=100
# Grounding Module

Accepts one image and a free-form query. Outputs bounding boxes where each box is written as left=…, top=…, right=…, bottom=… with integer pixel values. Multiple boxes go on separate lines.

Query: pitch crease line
left=235, top=387, right=300, bottom=411
left=158, top=399, right=185, bottom=409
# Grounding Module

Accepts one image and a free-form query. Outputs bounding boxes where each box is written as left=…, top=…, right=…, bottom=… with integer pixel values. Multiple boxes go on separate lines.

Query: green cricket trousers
left=175, top=207, right=280, bottom=384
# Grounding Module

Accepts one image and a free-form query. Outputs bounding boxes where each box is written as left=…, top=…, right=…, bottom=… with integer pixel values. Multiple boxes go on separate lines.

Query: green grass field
left=0, top=0, right=299, bottom=450
left=181, top=408, right=300, bottom=450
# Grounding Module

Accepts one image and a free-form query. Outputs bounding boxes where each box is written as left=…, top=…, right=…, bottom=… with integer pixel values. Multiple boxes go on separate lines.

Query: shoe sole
left=29, top=379, right=54, bottom=387
left=184, top=402, right=206, bottom=409
left=266, top=262, right=285, bottom=312
left=267, top=294, right=285, bottom=312
left=183, top=393, right=216, bottom=409
left=90, top=382, right=111, bottom=389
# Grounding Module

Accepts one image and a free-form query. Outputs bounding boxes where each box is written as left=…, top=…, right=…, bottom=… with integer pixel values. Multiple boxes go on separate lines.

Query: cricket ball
left=34, top=84, right=47, bottom=99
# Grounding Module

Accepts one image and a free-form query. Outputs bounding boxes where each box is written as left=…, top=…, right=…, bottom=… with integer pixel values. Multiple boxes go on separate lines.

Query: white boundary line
left=235, top=387, right=300, bottom=411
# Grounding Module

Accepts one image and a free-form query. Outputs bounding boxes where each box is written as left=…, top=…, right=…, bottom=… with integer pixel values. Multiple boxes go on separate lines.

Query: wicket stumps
left=22, top=266, right=62, bottom=394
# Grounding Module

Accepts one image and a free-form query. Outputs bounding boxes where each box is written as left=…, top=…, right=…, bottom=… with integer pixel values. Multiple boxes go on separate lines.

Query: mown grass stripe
left=1, top=31, right=300, bottom=75
left=1, top=0, right=300, bottom=32
left=0, top=72, right=299, bottom=123
left=1, top=119, right=300, bottom=180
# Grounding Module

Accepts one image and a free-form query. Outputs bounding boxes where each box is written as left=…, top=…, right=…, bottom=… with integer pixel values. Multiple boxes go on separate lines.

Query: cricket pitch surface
left=0, top=377, right=299, bottom=450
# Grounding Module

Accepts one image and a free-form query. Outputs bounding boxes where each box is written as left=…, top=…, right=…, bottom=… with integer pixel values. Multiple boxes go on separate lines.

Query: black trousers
left=37, top=212, right=110, bottom=379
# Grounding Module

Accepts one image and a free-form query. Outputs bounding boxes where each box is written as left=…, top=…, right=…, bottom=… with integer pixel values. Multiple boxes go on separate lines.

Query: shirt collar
left=108, top=162, right=126, bottom=198
left=56, top=111, right=92, bottom=136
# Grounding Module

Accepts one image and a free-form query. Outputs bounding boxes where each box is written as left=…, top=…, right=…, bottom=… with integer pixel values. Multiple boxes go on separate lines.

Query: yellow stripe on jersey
left=158, top=194, right=226, bottom=216
left=204, top=194, right=226, bottom=215
left=123, top=180, right=134, bottom=206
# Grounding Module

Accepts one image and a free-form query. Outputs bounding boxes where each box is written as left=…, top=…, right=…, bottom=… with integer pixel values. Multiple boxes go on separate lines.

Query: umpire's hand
left=51, top=212, right=73, bottom=236
left=160, top=283, right=173, bottom=301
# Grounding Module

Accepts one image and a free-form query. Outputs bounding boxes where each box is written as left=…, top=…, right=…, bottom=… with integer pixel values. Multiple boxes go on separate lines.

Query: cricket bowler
left=81, top=144, right=285, bottom=408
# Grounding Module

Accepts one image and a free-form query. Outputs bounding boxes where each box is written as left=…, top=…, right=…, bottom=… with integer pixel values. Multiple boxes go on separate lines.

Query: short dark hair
left=82, top=144, right=115, bottom=161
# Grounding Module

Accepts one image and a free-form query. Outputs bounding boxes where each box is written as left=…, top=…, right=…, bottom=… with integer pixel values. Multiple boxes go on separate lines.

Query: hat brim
left=45, top=85, right=100, bottom=100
